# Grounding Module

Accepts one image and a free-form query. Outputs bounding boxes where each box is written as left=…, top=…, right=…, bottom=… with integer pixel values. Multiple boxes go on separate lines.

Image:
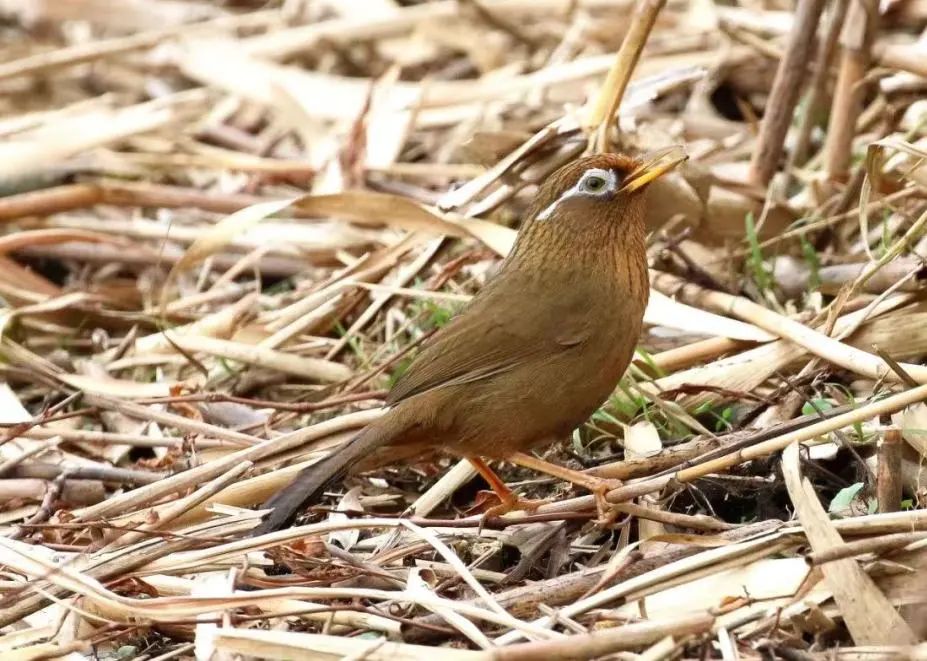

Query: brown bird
left=253, top=150, right=685, bottom=535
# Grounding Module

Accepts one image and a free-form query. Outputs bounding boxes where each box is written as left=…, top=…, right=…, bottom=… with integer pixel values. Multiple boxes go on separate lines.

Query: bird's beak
left=620, top=146, right=688, bottom=193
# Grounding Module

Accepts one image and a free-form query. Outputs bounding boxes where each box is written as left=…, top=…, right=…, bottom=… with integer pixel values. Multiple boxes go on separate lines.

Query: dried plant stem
left=412, top=459, right=477, bottom=517
left=876, top=42, right=927, bottom=77
left=15, top=426, right=225, bottom=449
left=0, top=438, right=58, bottom=477
left=651, top=273, right=927, bottom=384
left=823, top=0, right=879, bottom=180
left=99, top=461, right=253, bottom=550
left=600, top=383, right=927, bottom=506
left=535, top=385, right=927, bottom=515
left=638, top=635, right=679, bottom=661
left=70, top=409, right=382, bottom=522
left=5, top=461, right=164, bottom=485
left=405, top=522, right=777, bottom=643
left=497, top=534, right=792, bottom=645
left=807, top=531, right=927, bottom=565
left=3, top=0, right=927, bottom=652
left=212, top=629, right=480, bottom=661
left=781, top=443, right=917, bottom=644
left=787, top=0, right=849, bottom=170
left=613, top=501, right=731, bottom=531
left=0, top=478, right=102, bottom=508
left=243, top=0, right=636, bottom=61
left=326, top=238, right=443, bottom=359
left=81, top=394, right=260, bottom=447
left=159, top=334, right=352, bottom=383
left=493, top=613, right=713, bottom=660
left=0, top=11, right=278, bottom=82
left=0, top=181, right=337, bottom=223
left=0, top=525, right=208, bottom=628
left=748, top=0, right=826, bottom=186
left=586, top=0, right=667, bottom=151
left=826, top=509, right=927, bottom=535
left=751, top=187, right=918, bottom=253
left=876, top=428, right=903, bottom=514
left=17, top=242, right=308, bottom=278
left=649, top=337, right=744, bottom=374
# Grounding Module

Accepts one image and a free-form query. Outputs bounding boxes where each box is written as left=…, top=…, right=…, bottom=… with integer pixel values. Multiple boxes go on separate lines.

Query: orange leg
left=467, top=457, right=549, bottom=516
left=507, top=452, right=622, bottom=522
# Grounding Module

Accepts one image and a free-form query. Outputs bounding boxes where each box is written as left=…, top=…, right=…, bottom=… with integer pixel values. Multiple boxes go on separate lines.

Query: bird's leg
left=467, top=457, right=549, bottom=516
left=507, top=452, right=622, bottom=522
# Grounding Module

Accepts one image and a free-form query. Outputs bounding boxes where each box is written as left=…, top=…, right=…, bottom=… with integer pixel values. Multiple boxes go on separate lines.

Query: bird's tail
left=251, top=423, right=391, bottom=536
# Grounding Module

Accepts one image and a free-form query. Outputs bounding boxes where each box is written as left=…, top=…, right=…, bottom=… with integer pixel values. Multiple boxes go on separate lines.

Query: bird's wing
left=387, top=274, right=594, bottom=405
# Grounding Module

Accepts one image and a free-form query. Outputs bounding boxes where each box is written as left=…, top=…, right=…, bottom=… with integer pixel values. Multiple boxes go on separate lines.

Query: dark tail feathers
left=251, top=426, right=386, bottom=536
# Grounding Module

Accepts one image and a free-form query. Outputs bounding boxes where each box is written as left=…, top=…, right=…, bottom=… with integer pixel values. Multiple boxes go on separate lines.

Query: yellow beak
left=620, top=146, right=688, bottom=193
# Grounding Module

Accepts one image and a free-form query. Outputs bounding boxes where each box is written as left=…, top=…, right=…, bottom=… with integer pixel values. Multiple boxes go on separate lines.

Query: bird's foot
left=589, top=479, right=623, bottom=526
left=481, top=491, right=550, bottom=518
left=505, top=452, right=623, bottom=525
left=465, top=457, right=550, bottom=520
left=475, top=491, right=549, bottom=533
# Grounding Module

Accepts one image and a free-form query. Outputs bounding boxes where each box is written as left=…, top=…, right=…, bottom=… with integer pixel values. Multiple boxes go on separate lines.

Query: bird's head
left=529, top=149, right=685, bottom=227
left=510, top=148, right=686, bottom=265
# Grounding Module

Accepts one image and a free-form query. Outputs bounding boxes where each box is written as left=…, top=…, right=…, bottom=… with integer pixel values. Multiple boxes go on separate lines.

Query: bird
left=253, top=149, right=686, bottom=536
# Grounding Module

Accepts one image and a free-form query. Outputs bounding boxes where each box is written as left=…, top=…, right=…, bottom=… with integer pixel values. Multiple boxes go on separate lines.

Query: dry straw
left=0, top=0, right=925, bottom=657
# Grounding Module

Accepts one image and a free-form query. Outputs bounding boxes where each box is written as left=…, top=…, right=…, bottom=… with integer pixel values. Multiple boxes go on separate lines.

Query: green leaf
left=828, top=482, right=864, bottom=513
left=745, top=212, right=771, bottom=292
left=799, top=233, right=821, bottom=290
left=801, top=398, right=834, bottom=416
left=715, top=406, right=734, bottom=432
left=634, top=347, right=665, bottom=378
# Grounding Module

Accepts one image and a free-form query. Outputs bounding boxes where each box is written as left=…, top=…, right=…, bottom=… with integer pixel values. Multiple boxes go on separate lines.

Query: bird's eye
left=580, top=173, right=609, bottom=194
left=535, top=168, right=616, bottom=220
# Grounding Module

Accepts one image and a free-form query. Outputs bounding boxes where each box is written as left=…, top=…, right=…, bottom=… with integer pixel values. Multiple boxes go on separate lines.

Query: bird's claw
left=591, top=479, right=622, bottom=527
left=483, top=493, right=550, bottom=518
left=474, top=492, right=550, bottom=533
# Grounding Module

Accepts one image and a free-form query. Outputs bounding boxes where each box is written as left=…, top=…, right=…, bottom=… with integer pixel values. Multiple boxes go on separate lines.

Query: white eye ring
left=578, top=169, right=615, bottom=196
left=536, top=167, right=618, bottom=220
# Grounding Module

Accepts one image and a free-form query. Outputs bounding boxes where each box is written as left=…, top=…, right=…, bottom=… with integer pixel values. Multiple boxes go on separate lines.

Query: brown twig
left=823, top=0, right=880, bottom=180
left=787, top=0, right=850, bottom=171
left=748, top=0, right=827, bottom=187
left=806, top=530, right=927, bottom=565
left=587, top=0, right=667, bottom=151
left=876, top=427, right=903, bottom=513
